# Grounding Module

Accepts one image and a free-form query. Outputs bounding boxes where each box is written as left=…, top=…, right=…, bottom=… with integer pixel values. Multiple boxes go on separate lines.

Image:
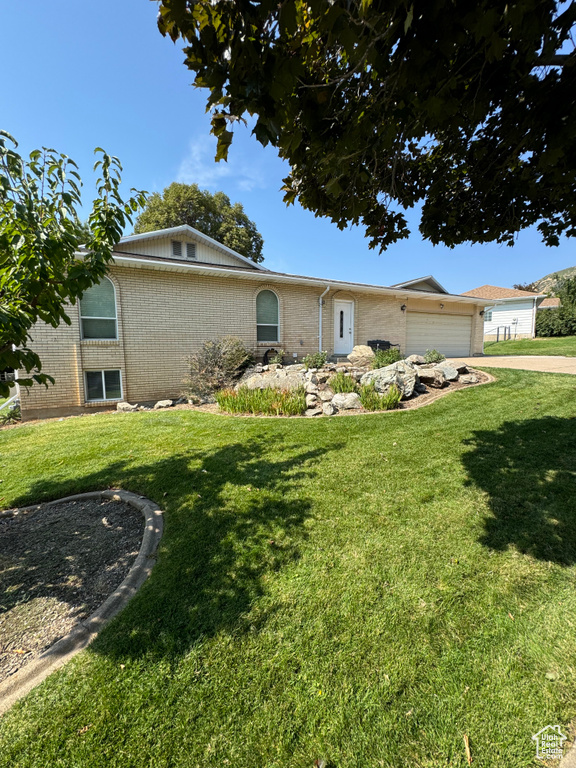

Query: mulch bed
left=0, top=498, right=143, bottom=683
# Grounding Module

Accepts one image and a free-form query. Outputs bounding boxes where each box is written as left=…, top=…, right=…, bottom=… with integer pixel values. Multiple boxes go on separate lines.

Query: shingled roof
left=461, top=284, right=542, bottom=299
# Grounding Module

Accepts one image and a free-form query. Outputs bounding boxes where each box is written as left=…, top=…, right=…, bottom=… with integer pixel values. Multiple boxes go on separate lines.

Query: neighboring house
left=538, top=296, right=561, bottom=310
left=461, top=284, right=546, bottom=340
left=20, top=226, right=491, bottom=420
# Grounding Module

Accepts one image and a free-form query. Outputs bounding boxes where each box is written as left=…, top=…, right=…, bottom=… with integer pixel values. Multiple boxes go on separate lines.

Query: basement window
left=85, top=370, right=122, bottom=401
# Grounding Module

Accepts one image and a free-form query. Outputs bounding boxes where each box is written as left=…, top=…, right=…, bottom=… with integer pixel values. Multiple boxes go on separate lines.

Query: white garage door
left=406, top=313, right=472, bottom=357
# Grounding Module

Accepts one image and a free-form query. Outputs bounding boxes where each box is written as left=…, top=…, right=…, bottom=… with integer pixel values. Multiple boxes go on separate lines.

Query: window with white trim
left=484, top=310, right=493, bottom=322
left=85, top=370, right=122, bottom=401
left=80, top=277, right=117, bottom=339
left=256, top=290, right=279, bottom=342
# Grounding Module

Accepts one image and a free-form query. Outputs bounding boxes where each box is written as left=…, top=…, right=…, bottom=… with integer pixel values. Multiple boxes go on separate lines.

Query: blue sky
left=2, top=0, right=573, bottom=294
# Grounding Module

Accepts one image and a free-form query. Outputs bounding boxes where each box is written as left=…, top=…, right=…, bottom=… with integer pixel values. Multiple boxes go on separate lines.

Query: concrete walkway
left=448, top=355, right=576, bottom=375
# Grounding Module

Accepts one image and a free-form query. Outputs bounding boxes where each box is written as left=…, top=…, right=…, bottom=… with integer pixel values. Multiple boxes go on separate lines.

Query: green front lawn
left=1, top=369, right=576, bottom=767
left=484, top=335, right=576, bottom=356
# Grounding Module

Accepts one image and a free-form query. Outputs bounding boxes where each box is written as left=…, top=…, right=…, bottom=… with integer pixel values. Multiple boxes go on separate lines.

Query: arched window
left=256, top=290, right=279, bottom=342
left=80, top=277, right=117, bottom=340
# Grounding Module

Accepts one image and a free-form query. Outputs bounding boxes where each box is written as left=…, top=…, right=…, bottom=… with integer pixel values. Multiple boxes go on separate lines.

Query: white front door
left=334, top=300, right=354, bottom=354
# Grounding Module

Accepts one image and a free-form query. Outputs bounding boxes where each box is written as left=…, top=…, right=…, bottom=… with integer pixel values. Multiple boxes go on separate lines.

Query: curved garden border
left=0, top=489, right=163, bottom=716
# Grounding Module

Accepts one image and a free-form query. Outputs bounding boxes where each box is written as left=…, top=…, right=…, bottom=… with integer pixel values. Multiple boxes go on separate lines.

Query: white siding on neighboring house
left=484, top=299, right=537, bottom=338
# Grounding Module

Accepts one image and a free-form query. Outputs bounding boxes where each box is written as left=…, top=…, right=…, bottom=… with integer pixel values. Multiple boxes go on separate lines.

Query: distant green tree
left=0, top=130, right=146, bottom=398
left=134, top=183, right=264, bottom=263
left=536, top=276, right=576, bottom=337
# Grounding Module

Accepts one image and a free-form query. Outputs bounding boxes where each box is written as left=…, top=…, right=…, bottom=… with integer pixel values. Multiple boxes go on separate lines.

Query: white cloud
left=177, top=134, right=267, bottom=192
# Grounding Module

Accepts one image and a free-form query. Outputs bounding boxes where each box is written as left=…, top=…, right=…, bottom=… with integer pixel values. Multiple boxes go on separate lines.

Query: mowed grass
left=485, top=335, right=576, bottom=356
left=1, top=369, right=576, bottom=767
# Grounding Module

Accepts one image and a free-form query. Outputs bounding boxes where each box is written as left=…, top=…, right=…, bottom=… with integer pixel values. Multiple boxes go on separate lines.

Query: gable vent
left=186, top=242, right=197, bottom=260
left=171, top=240, right=182, bottom=257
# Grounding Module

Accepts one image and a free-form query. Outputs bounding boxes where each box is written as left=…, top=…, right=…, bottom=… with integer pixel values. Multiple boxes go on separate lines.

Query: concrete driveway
left=448, top=356, right=576, bottom=375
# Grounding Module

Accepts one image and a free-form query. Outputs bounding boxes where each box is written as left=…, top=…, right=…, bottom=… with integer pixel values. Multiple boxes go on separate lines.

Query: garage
left=406, top=312, right=472, bottom=357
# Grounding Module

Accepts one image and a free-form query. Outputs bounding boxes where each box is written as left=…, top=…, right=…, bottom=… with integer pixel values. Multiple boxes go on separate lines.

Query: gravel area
left=0, top=498, right=143, bottom=683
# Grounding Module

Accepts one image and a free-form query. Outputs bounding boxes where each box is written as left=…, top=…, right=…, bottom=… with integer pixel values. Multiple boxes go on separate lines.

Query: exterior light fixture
left=400, top=304, right=407, bottom=311
left=479, top=310, right=485, bottom=317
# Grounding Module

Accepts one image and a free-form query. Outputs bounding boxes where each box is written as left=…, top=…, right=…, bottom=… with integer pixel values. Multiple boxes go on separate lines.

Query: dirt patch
left=0, top=498, right=143, bottom=683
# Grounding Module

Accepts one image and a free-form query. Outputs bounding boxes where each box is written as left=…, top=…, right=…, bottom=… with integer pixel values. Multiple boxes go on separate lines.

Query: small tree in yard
left=184, top=336, right=252, bottom=401
left=0, top=131, right=146, bottom=398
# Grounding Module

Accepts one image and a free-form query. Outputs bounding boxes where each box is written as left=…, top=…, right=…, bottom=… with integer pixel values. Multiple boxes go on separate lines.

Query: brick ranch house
left=19, top=225, right=492, bottom=420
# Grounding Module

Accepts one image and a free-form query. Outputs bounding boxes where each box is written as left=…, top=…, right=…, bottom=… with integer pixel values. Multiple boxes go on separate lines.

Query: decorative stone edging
left=0, top=489, right=163, bottom=716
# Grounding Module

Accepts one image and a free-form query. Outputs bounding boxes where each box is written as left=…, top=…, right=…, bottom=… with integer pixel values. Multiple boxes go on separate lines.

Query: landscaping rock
left=319, top=388, right=335, bottom=402
left=305, top=407, right=323, bottom=417
left=406, top=354, right=426, bottom=365
left=332, top=392, right=362, bottom=410
left=240, top=369, right=304, bottom=391
left=451, top=362, right=469, bottom=374
left=347, top=344, right=375, bottom=368
left=305, top=381, right=319, bottom=394
left=154, top=400, right=173, bottom=409
left=305, top=394, right=318, bottom=407
left=117, top=402, right=138, bottom=412
left=414, top=382, right=428, bottom=394
left=434, top=363, right=459, bottom=381
left=360, top=362, right=417, bottom=399
left=460, top=373, right=479, bottom=384
left=417, top=368, right=446, bottom=388
left=322, top=401, right=337, bottom=416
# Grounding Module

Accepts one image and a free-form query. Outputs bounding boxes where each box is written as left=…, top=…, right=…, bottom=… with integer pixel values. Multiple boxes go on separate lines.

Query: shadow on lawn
left=463, top=416, right=576, bottom=565
left=15, top=435, right=338, bottom=662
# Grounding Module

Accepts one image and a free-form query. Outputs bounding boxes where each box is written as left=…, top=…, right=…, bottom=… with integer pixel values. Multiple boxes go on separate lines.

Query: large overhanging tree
left=0, top=131, right=146, bottom=397
left=157, top=0, right=576, bottom=250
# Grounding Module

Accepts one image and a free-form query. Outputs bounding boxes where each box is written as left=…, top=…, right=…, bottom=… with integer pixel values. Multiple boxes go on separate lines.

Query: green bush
left=331, top=371, right=358, bottom=393
left=268, top=349, right=285, bottom=365
left=0, top=402, right=20, bottom=425
left=184, top=336, right=253, bottom=399
left=358, top=383, right=402, bottom=411
left=215, top=386, right=306, bottom=416
left=536, top=308, right=576, bottom=337
left=424, top=349, right=446, bottom=364
left=302, top=351, right=328, bottom=370
left=373, top=347, right=402, bottom=368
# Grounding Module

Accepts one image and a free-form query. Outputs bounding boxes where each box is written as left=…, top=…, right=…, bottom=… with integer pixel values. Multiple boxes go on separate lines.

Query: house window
left=256, top=290, right=279, bottom=342
left=186, top=242, right=197, bottom=259
left=85, top=370, right=122, bottom=401
left=172, top=240, right=182, bottom=257
left=80, top=277, right=117, bottom=339
left=484, top=310, right=492, bottom=322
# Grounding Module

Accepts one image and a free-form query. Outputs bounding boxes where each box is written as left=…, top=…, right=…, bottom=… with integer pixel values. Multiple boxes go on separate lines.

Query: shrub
left=184, top=336, right=253, bottom=399
left=268, top=349, right=285, bottom=365
left=424, top=349, right=446, bottom=364
left=215, top=386, right=306, bottom=416
left=0, top=402, right=20, bottom=426
left=373, top=347, right=402, bottom=368
left=302, top=351, right=328, bottom=370
left=536, top=308, right=576, bottom=337
left=331, top=370, right=358, bottom=393
left=358, top=383, right=402, bottom=411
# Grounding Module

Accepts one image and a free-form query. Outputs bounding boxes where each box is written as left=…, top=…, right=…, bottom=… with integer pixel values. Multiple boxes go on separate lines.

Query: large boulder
left=434, top=362, right=459, bottom=382
left=360, top=361, right=418, bottom=399
left=239, top=368, right=305, bottom=391
left=332, top=392, right=362, bottom=410
left=305, top=393, right=318, bottom=407
left=460, top=373, right=479, bottom=384
left=347, top=345, right=375, bottom=368
left=305, top=406, right=323, bottom=417
left=318, top=387, right=335, bottom=402
left=417, top=368, right=446, bottom=388
left=405, top=354, right=426, bottom=366
left=322, top=401, right=337, bottom=416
